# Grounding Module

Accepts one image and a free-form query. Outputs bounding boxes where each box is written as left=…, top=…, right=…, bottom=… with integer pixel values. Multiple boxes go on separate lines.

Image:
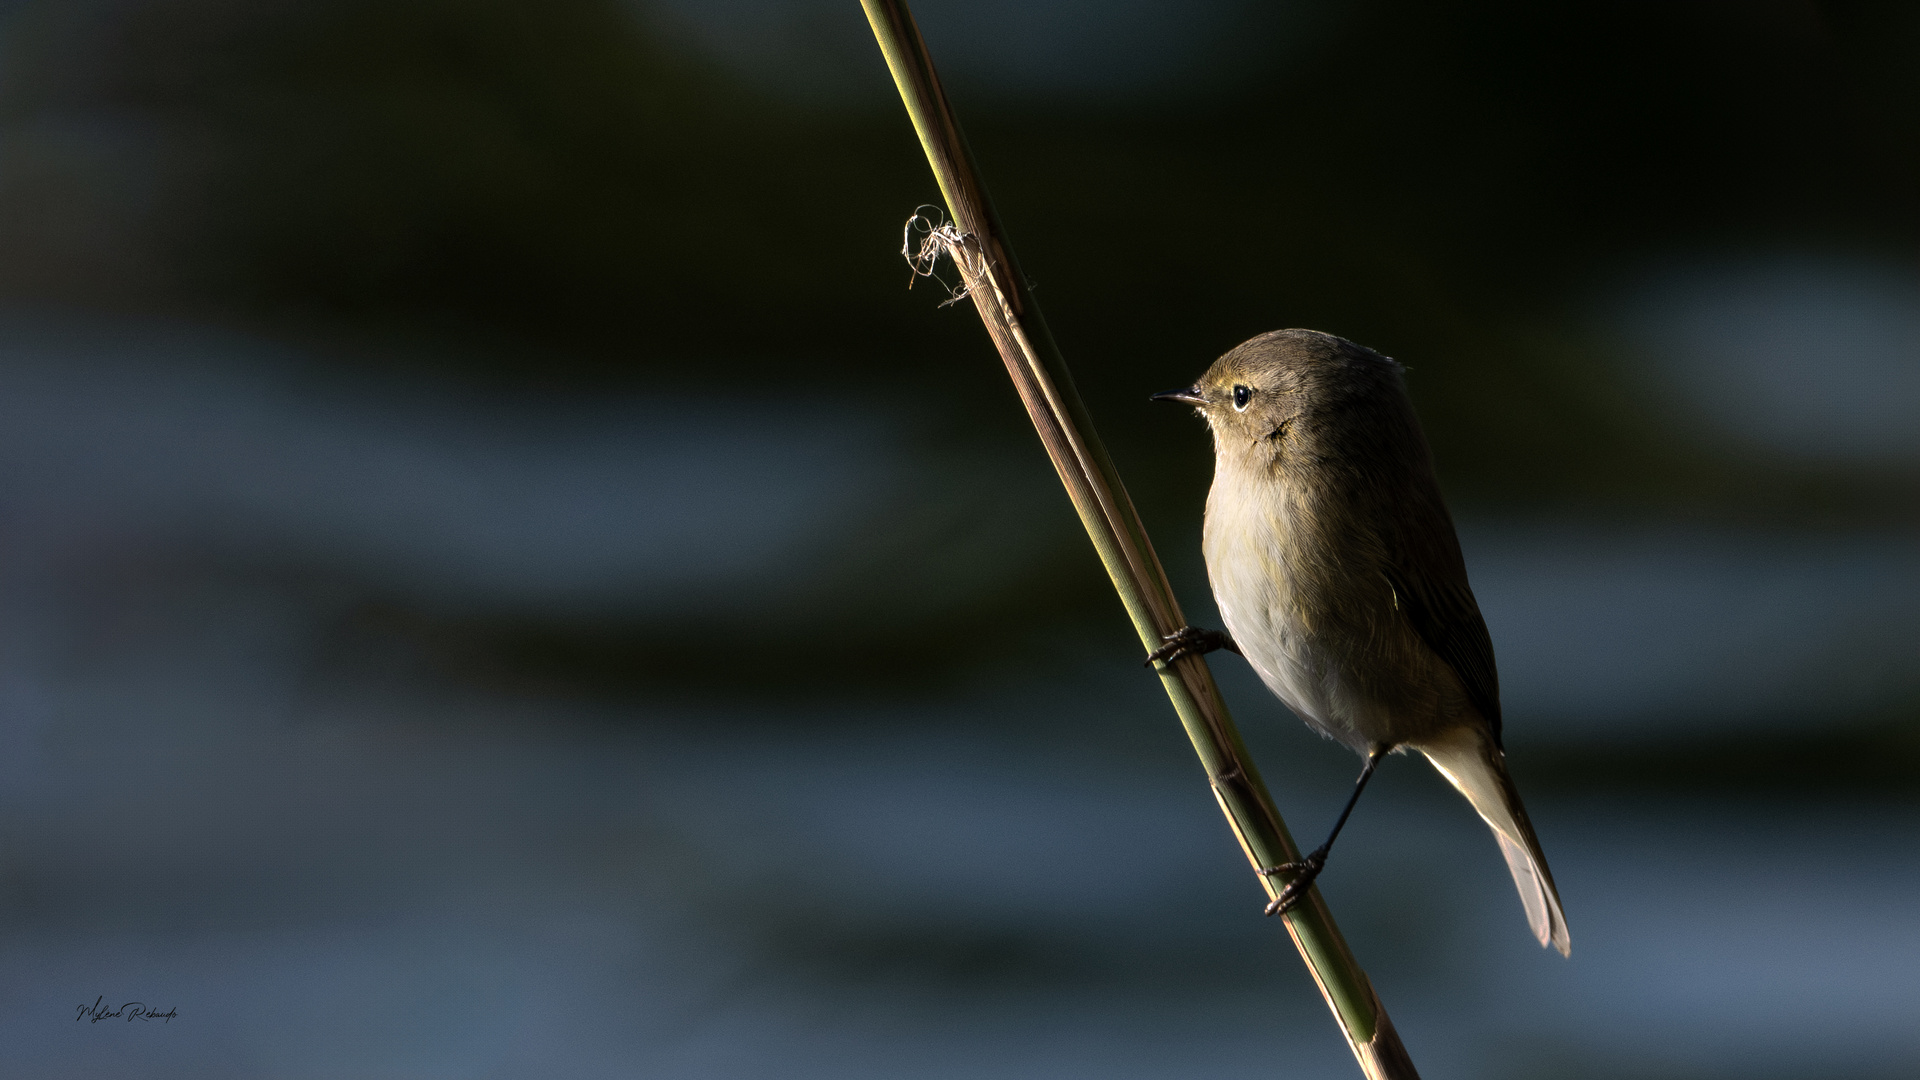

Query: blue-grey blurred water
left=0, top=276, right=1915, bottom=1078
left=1616, top=255, right=1920, bottom=465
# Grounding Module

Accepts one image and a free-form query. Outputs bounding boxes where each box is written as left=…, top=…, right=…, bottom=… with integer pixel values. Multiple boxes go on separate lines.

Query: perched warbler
left=1150, top=328, right=1569, bottom=956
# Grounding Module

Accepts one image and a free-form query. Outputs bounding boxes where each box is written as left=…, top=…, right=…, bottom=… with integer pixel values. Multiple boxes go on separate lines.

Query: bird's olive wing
left=1382, top=561, right=1503, bottom=746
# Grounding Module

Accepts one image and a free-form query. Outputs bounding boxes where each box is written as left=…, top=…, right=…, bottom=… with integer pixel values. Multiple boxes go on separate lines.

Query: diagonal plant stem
left=859, top=3, right=1421, bottom=1077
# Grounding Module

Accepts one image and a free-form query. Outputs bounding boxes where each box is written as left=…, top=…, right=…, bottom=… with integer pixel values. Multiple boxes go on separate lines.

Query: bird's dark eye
left=1232, top=384, right=1252, bottom=410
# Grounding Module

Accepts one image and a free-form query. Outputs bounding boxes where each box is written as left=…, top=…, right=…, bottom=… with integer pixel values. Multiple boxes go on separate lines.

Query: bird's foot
left=1257, top=847, right=1328, bottom=917
left=1144, top=626, right=1240, bottom=667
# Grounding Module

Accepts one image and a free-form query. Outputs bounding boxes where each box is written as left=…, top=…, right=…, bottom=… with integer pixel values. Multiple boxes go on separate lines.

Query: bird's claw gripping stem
left=1258, top=848, right=1328, bottom=917
left=1145, top=626, right=1240, bottom=667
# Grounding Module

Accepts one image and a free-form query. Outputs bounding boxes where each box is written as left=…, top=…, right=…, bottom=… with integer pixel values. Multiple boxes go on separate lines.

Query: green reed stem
left=858, top=3, right=1421, bottom=1076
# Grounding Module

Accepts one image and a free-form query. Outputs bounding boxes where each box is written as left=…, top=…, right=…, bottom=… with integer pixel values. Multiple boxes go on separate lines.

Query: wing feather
left=1382, top=546, right=1502, bottom=745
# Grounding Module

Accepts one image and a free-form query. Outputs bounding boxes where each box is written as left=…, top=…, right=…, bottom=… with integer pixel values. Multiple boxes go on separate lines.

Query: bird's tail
left=1411, top=725, right=1570, bottom=956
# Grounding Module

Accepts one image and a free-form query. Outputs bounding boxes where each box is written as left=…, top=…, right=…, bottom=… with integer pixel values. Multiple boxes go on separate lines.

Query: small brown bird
left=1151, top=328, right=1569, bottom=956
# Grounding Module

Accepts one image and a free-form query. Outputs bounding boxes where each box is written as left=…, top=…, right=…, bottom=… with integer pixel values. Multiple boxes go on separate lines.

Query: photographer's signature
left=76, top=996, right=176, bottom=1024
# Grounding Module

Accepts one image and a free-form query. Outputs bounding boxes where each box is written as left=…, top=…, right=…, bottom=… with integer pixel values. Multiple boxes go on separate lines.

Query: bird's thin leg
left=1259, top=747, right=1387, bottom=916
left=1144, top=626, right=1241, bottom=667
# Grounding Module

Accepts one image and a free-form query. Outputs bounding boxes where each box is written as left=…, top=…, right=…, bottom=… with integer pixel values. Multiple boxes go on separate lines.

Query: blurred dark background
left=0, top=1, right=1914, bottom=1077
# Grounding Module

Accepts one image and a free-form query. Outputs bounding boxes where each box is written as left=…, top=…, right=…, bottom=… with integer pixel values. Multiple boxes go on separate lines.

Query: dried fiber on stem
left=900, top=206, right=976, bottom=306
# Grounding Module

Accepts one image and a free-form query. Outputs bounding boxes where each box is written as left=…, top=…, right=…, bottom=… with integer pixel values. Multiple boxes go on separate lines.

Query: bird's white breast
left=1202, top=462, right=1382, bottom=750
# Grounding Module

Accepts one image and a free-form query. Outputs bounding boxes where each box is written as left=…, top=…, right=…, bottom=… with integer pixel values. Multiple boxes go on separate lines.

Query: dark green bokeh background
left=5, top=0, right=1912, bottom=482
left=3, top=0, right=1913, bottom=685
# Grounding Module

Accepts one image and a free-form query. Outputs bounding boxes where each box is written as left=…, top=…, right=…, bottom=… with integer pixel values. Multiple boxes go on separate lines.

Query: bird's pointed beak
left=1151, top=386, right=1207, bottom=406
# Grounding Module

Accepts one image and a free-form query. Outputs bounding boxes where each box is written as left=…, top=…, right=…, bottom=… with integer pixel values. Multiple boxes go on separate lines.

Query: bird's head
left=1153, top=328, right=1408, bottom=464
left=1151, top=329, right=1321, bottom=448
